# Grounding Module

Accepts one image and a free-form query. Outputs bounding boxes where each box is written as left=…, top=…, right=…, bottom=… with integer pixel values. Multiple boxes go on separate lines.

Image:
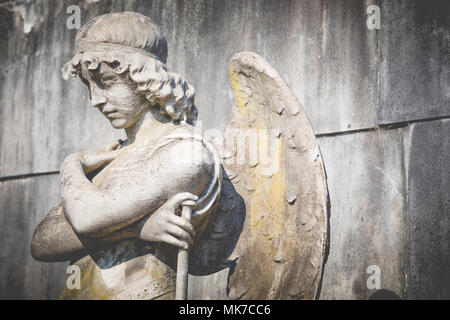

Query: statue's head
left=69, top=12, right=197, bottom=129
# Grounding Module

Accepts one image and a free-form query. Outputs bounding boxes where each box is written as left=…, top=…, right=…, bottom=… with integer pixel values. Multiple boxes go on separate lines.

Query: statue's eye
left=100, top=75, right=115, bottom=88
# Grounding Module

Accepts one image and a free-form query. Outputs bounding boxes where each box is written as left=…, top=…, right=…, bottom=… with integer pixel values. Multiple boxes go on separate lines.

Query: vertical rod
left=175, top=205, right=192, bottom=300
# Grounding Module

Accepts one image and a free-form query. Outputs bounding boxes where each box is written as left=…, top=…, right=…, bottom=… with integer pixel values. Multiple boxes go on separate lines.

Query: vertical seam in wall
left=375, top=0, right=381, bottom=132
left=403, top=124, right=413, bottom=299
left=375, top=0, right=381, bottom=131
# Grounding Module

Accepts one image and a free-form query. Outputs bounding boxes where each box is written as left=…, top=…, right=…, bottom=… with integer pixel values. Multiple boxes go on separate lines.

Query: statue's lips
left=104, top=111, right=121, bottom=119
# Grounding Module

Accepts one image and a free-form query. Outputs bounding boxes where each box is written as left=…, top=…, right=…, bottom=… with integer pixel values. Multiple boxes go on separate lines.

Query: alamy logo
left=66, top=265, right=81, bottom=290
left=366, top=5, right=381, bottom=30
left=66, top=5, right=81, bottom=30
left=366, top=265, right=381, bottom=290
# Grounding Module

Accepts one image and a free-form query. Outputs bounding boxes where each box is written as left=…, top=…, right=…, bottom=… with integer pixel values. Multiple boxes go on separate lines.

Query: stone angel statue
left=31, top=12, right=329, bottom=300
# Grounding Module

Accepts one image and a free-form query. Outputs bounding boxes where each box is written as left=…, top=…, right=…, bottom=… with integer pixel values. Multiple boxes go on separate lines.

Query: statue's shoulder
left=150, top=126, right=215, bottom=172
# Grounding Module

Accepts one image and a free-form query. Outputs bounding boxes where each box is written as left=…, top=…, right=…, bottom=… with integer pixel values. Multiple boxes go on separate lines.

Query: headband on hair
left=75, top=38, right=166, bottom=64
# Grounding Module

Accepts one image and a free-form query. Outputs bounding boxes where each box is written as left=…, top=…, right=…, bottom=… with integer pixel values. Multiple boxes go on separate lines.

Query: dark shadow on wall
left=368, top=289, right=402, bottom=300
left=315, top=144, right=331, bottom=300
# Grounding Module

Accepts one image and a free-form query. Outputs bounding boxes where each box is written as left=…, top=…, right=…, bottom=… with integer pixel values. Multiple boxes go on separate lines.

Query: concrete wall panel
left=318, top=129, right=407, bottom=299
left=0, top=1, right=123, bottom=177
left=378, top=0, right=450, bottom=124
left=406, top=119, right=450, bottom=299
left=0, top=174, right=67, bottom=299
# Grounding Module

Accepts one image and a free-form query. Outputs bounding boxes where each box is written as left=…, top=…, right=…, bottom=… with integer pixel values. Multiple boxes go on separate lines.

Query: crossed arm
left=31, top=139, right=213, bottom=262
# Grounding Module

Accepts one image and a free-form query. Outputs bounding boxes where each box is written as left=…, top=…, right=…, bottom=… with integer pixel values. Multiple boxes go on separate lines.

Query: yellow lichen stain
left=229, top=67, right=286, bottom=251
left=229, top=69, right=249, bottom=118
left=60, top=253, right=177, bottom=300
left=229, top=65, right=290, bottom=298
left=251, top=137, right=285, bottom=240
left=60, top=258, right=115, bottom=300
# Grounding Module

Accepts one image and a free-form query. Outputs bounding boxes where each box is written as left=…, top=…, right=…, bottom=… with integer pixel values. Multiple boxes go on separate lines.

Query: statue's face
left=80, top=62, right=148, bottom=129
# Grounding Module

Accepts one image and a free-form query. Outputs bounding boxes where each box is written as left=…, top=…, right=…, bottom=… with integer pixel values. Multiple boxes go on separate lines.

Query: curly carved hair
left=69, top=12, right=198, bottom=125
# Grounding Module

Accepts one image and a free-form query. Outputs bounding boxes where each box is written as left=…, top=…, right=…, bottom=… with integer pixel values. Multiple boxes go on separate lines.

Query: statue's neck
left=124, top=108, right=180, bottom=146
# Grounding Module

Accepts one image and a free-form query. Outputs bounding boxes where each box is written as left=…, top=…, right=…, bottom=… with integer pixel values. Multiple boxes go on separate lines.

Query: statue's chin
left=109, top=118, right=128, bottom=129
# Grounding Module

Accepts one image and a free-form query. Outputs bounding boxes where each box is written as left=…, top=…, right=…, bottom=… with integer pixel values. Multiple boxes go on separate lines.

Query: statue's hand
left=79, top=141, right=120, bottom=173
left=139, top=193, right=198, bottom=250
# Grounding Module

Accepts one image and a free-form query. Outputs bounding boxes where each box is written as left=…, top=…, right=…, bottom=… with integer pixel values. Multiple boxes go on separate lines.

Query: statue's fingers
left=160, top=234, right=188, bottom=250
left=168, top=215, right=196, bottom=236
left=104, top=140, right=121, bottom=151
left=181, top=200, right=196, bottom=206
left=99, top=151, right=118, bottom=162
left=166, top=192, right=198, bottom=209
left=166, top=224, right=193, bottom=244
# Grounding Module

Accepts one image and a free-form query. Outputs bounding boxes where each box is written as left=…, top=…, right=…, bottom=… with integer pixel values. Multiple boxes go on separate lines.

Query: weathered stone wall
left=0, top=0, right=448, bottom=299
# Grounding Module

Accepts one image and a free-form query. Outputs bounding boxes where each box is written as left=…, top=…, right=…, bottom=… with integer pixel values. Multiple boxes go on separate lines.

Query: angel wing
left=190, top=51, right=329, bottom=300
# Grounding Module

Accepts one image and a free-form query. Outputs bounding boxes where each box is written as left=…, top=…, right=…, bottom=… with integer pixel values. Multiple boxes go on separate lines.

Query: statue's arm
left=32, top=189, right=198, bottom=262
left=60, top=139, right=212, bottom=238
left=31, top=203, right=139, bottom=262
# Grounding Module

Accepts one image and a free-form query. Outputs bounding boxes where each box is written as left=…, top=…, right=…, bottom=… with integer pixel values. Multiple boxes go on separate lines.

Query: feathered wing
left=193, top=52, right=329, bottom=299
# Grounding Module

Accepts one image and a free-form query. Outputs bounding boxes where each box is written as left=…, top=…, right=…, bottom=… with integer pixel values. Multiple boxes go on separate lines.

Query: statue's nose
left=91, top=91, right=107, bottom=109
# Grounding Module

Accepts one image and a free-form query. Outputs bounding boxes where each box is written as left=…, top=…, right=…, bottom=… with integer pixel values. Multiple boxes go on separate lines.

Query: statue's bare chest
left=92, top=146, right=152, bottom=188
